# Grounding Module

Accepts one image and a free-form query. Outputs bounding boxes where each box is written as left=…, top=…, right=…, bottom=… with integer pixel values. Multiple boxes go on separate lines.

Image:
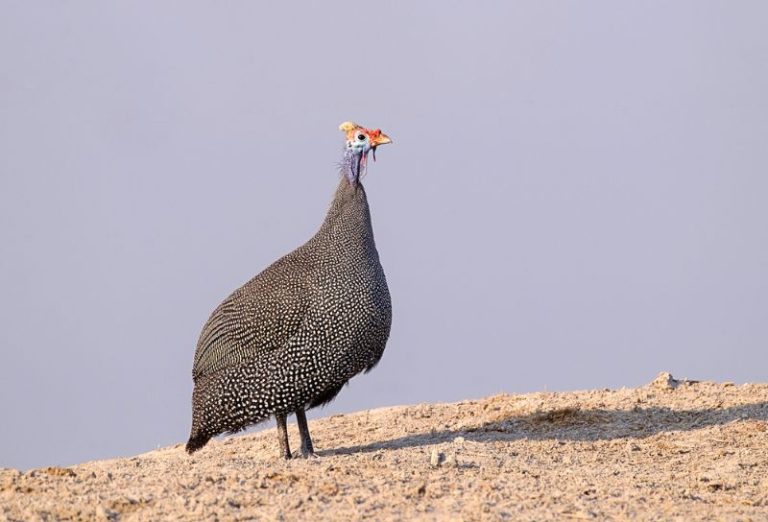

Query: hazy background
left=1, top=2, right=766, bottom=470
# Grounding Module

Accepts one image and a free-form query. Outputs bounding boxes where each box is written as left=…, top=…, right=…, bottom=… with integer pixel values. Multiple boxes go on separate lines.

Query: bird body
left=186, top=123, right=392, bottom=457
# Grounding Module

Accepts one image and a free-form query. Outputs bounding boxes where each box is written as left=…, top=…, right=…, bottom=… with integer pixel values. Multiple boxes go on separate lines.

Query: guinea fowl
left=186, top=122, right=393, bottom=458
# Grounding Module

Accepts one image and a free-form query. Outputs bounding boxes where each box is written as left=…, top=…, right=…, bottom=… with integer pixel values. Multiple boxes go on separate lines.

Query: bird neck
left=315, top=177, right=376, bottom=250
left=326, top=176, right=370, bottom=222
left=341, top=148, right=367, bottom=184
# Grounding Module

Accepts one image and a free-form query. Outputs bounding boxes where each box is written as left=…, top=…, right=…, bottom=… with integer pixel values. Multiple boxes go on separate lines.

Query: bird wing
left=191, top=252, right=314, bottom=381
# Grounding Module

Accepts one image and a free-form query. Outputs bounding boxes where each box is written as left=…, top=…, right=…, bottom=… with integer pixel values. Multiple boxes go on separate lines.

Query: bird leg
left=275, top=413, right=292, bottom=460
left=295, top=408, right=317, bottom=458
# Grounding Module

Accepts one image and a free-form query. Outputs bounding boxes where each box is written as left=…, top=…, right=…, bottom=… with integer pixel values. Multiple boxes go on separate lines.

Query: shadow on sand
left=321, top=401, right=768, bottom=457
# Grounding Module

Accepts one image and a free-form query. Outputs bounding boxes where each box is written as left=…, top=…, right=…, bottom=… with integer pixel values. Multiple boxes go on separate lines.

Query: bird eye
left=357, top=134, right=366, bottom=141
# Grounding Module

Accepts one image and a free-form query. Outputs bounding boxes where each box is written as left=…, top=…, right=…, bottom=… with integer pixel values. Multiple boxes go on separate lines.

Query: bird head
left=339, top=121, right=392, bottom=183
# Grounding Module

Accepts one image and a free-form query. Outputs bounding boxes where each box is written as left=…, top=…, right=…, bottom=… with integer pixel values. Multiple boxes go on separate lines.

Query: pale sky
left=1, top=1, right=766, bottom=470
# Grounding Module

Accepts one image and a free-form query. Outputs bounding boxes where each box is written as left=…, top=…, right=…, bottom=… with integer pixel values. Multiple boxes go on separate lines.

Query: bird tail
left=185, top=432, right=211, bottom=454
left=186, top=376, right=213, bottom=454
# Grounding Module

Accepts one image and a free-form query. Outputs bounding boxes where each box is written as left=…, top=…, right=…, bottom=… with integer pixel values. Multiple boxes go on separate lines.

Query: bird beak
left=371, top=132, right=392, bottom=147
left=368, top=131, right=391, bottom=163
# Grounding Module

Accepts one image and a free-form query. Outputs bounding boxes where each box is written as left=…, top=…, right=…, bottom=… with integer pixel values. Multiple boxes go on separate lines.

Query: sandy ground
left=2, top=373, right=768, bottom=521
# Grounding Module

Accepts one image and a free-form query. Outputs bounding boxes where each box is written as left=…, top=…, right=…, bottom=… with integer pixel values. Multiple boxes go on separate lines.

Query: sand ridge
left=2, top=373, right=768, bottom=520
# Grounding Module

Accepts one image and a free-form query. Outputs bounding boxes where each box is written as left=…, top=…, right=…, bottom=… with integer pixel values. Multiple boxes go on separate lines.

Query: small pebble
left=651, top=372, right=679, bottom=391
left=430, top=449, right=443, bottom=467
left=444, top=453, right=458, bottom=467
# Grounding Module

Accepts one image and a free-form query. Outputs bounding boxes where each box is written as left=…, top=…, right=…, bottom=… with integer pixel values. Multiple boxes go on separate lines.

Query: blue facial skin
left=342, top=132, right=373, bottom=184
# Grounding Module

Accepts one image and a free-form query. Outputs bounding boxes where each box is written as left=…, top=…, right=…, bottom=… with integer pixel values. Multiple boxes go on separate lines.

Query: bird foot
left=293, top=449, right=318, bottom=459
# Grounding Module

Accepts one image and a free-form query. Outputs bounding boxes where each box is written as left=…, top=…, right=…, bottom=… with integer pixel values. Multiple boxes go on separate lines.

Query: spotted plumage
left=186, top=122, right=393, bottom=458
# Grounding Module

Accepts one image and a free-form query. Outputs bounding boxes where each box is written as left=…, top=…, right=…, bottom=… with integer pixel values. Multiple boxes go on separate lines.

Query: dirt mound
left=2, top=373, right=768, bottom=520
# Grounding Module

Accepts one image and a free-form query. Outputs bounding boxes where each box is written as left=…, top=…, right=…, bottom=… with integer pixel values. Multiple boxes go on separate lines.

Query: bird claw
left=294, top=448, right=318, bottom=459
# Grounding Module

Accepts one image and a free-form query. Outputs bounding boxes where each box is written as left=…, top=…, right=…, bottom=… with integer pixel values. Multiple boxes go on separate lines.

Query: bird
left=186, top=121, right=393, bottom=459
